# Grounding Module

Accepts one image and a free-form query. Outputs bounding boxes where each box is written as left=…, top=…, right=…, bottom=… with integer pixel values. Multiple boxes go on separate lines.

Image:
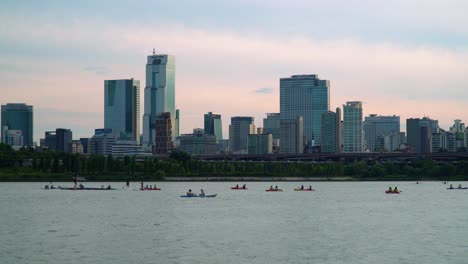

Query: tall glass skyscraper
left=343, top=101, right=363, bottom=152
left=142, top=52, right=178, bottom=149
left=204, top=112, right=223, bottom=141
left=1, top=103, right=33, bottom=146
left=104, top=79, right=140, bottom=143
left=280, top=75, right=329, bottom=147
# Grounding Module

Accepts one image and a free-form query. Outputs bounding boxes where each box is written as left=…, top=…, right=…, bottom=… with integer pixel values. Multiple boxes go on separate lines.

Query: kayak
left=140, top=188, right=161, bottom=191
left=231, top=187, right=248, bottom=190
left=294, top=188, right=315, bottom=191
left=59, top=187, right=117, bottom=190
left=266, top=189, right=283, bottom=192
left=180, top=194, right=217, bottom=198
left=385, top=190, right=400, bottom=194
left=447, top=187, right=468, bottom=190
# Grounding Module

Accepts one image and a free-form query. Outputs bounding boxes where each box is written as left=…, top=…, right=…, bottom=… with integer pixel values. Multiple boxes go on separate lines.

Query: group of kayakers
left=140, top=181, right=159, bottom=190
left=449, top=184, right=463, bottom=189
left=186, top=189, right=205, bottom=197
left=298, top=185, right=314, bottom=190
left=232, top=184, right=247, bottom=189
left=387, top=186, right=399, bottom=193
left=269, top=185, right=280, bottom=191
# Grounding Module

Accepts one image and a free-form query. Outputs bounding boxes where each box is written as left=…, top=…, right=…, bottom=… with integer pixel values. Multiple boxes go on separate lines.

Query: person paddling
left=308, top=185, right=313, bottom=190
left=187, top=189, right=194, bottom=197
left=200, top=189, right=205, bottom=197
left=242, top=184, right=246, bottom=189
left=394, top=187, right=399, bottom=193
left=388, top=186, right=393, bottom=192
left=301, top=185, right=304, bottom=190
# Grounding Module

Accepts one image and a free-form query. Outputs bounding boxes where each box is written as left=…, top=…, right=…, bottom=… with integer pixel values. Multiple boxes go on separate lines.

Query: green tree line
left=1, top=144, right=468, bottom=181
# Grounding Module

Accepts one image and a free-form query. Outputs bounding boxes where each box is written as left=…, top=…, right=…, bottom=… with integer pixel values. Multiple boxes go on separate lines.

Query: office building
left=89, top=129, right=115, bottom=156
left=104, top=79, right=140, bottom=142
left=263, top=113, right=280, bottom=140
left=154, top=112, right=173, bottom=154
left=1, top=103, right=33, bottom=146
left=280, top=75, right=329, bottom=147
left=56, top=128, right=72, bottom=153
left=80, top=138, right=90, bottom=154
left=3, top=130, right=23, bottom=148
left=343, top=101, right=363, bottom=152
left=111, top=140, right=147, bottom=157
left=44, top=131, right=57, bottom=151
left=248, top=133, right=273, bottom=155
left=407, top=117, right=438, bottom=153
left=204, top=112, right=223, bottom=141
left=280, top=116, right=304, bottom=154
left=229, top=117, right=255, bottom=154
left=72, top=140, right=83, bottom=154
left=142, top=52, right=179, bottom=149
left=178, top=129, right=217, bottom=155
left=364, top=115, right=400, bottom=152
left=321, top=108, right=342, bottom=153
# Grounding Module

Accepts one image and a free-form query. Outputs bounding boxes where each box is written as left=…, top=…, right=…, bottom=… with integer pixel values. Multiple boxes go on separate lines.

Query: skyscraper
left=229, top=117, right=255, bottom=154
left=1, top=103, right=33, bottom=146
left=321, top=108, right=342, bottom=153
left=104, top=79, right=140, bottom=142
left=204, top=112, right=223, bottom=141
left=364, top=115, right=400, bottom=152
left=280, top=75, right=329, bottom=147
left=142, top=52, right=178, bottom=149
left=343, top=101, right=363, bottom=152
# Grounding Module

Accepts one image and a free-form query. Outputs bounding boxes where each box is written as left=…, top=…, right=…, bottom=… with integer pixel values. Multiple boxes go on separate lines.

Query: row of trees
left=1, top=144, right=468, bottom=180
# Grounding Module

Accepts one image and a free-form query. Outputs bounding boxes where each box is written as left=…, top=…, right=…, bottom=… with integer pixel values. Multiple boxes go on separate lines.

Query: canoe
left=140, top=188, right=161, bottom=191
left=447, top=187, right=468, bottom=190
left=385, top=190, right=400, bottom=194
left=266, top=189, right=283, bottom=192
left=180, top=194, right=217, bottom=198
left=59, top=187, right=117, bottom=190
left=294, top=188, right=315, bottom=191
left=231, top=187, right=248, bottom=190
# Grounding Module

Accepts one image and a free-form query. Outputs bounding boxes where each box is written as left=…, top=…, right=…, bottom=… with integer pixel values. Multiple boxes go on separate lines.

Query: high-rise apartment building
left=343, top=101, right=363, bottom=152
left=44, top=131, right=57, bottom=151
left=1, top=103, right=33, bottom=146
left=280, top=75, right=329, bottom=147
left=280, top=116, right=304, bottom=154
left=204, top=112, right=223, bottom=141
left=321, top=108, right=342, bottom=153
left=229, top=117, right=255, bottom=154
left=364, top=115, right=400, bottom=152
left=142, top=52, right=179, bottom=149
left=104, top=79, right=140, bottom=142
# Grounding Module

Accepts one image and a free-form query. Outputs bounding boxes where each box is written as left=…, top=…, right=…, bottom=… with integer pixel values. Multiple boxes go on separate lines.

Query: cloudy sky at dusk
left=1, top=0, right=468, bottom=141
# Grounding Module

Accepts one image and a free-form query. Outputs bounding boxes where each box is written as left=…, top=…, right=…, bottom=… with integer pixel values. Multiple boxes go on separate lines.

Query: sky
left=1, top=0, right=468, bottom=142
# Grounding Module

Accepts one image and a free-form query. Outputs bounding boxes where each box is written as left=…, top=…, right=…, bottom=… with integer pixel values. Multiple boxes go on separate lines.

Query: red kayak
left=140, top=188, right=161, bottom=191
left=385, top=190, right=400, bottom=194
left=266, top=189, right=283, bottom=192
left=294, top=188, right=315, bottom=191
left=231, top=187, right=248, bottom=190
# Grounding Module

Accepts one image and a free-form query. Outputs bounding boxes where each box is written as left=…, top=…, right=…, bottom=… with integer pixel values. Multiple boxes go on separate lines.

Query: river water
left=1, top=181, right=467, bottom=264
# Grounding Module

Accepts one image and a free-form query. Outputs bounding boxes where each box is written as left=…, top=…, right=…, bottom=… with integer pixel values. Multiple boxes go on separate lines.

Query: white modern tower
left=142, top=51, right=178, bottom=149
left=104, top=79, right=140, bottom=143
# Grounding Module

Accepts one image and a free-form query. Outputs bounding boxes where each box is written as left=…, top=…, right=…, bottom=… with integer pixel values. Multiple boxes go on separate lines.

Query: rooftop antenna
left=153, top=48, right=155, bottom=55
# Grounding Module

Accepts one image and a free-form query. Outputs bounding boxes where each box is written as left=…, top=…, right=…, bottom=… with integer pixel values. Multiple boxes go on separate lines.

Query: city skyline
left=1, top=1, right=468, bottom=142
